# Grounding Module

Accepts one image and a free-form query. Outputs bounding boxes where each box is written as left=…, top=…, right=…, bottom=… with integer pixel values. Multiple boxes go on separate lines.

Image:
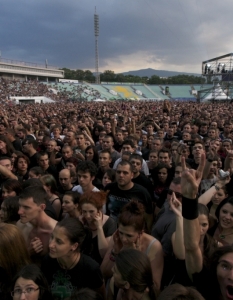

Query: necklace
left=219, top=232, right=233, bottom=240
left=57, top=253, right=80, bottom=271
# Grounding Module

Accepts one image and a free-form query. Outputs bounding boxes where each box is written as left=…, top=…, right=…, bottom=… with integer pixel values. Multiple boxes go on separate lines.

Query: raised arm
left=170, top=194, right=185, bottom=260
left=181, top=154, right=205, bottom=280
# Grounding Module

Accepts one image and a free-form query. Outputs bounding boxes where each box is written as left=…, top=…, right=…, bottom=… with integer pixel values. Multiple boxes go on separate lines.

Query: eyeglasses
left=167, top=188, right=182, bottom=199
left=11, top=287, right=39, bottom=298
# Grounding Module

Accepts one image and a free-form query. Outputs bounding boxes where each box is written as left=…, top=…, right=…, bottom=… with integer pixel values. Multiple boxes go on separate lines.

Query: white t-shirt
left=72, top=185, right=100, bottom=194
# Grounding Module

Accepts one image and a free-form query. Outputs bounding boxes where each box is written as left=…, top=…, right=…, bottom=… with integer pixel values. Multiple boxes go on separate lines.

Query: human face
left=192, top=143, right=204, bottom=160
left=65, top=162, right=76, bottom=173
left=49, top=226, right=77, bottom=258
left=224, top=125, right=232, bottom=134
left=46, top=141, right=56, bottom=153
left=104, top=122, right=111, bottom=132
left=112, top=265, right=126, bottom=289
left=12, top=277, right=40, bottom=300
left=219, top=203, right=233, bottom=229
left=102, top=174, right=112, bottom=187
left=146, top=125, right=154, bottom=134
left=157, top=131, right=164, bottom=138
left=0, top=140, right=6, bottom=151
left=62, top=148, right=73, bottom=160
left=212, top=189, right=227, bottom=205
left=175, top=166, right=182, bottom=178
left=167, top=182, right=182, bottom=202
left=38, top=155, right=49, bottom=170
left=77, top=135, right=85, bottom=147
left=99, top=153, right=111, bottom=168
left=223, top=142, right=232, bottom=151
left=85, top=148, right=94, bottom=161
left=0, top=201, right=7, bottom=222
left=59, top=171, right=72, bottom=189
left=198, top=214, right=209, bottom=236
left=208, top=130, right=216, bottom=138
left=18, top=197, right=43, bottom=224
left=81, top=203, right=98, bottom=224
left=142, top=135, right=148, bottom=144
left=158, top=152, right=170, bottom=164
left=151, top=140, right=161, bottom=151
left=122, top=144, right=134, bottom=153
left=158, top=168, right=168, bottom=183
left=191, top=125, right=198, bottom=134
left=130, top=158, right=142, bottom=175
left=102, top=138, right=113, bottom=150
left=65, top=132, right=74, bottom=143
left=217, top=252, right=233, bottom=300
left=116, top=164, right=133, bottom=189
left=148, top=136, right=154, bottom=145
left=149, top=152, right=158, bottom=164
left=77, top=171, right=94, bottom=189
left=2, top=187, right=16, bottom=199
left=53, top=128, right=61, bottom=137
left=116, top=132, right=124, bottom=142
left=182, top=132, right=191, bottom=140
left=209, top=161, right=218, bottom=175
left=62, top=195, right=77, bottom=214
left=118, top=224, right=140, bottom=247
left=17, top=158, right=28, bottom=172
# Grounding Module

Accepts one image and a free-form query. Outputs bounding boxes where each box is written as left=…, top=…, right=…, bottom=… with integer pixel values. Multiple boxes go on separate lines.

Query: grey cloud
left=0, top=0, right=233, bottom=73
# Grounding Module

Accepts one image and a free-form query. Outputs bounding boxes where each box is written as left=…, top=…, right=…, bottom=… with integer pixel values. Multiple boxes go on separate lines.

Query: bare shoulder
left=48, top=217, right=57, bottom=231
left=143, top=233, right=163, bottom=259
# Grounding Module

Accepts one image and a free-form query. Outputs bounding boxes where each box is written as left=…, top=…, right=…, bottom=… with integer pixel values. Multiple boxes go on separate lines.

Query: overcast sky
left=1, top=0, right=233, bottom=74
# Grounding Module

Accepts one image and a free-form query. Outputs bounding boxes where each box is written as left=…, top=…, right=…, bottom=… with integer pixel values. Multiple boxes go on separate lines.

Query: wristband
left=182, top=196, right=198, bottom=220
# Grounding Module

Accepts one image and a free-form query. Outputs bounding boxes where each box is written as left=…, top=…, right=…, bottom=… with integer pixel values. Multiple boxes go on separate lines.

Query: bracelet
left=207, top=158, right=213, bottom=162
left=109, top=254, right=115, bottom=262
left=182, top=196, right=198, bottom=220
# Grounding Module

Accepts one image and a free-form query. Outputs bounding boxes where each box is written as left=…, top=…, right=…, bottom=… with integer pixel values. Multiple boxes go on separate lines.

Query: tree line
left=61, top=68, right=206, bottom=84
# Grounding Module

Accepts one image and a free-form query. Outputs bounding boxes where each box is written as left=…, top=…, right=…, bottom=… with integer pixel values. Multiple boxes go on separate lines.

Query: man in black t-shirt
left=129, top=153, right=154, bottom=202
left=104, top=160, right=153, bottom=231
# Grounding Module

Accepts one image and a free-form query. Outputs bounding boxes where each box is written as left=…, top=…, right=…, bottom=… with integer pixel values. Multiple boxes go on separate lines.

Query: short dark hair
left=22, top=139, right=38, bottom=149
left=77, top=161, right=97, bottom=177
left=129, top=153, right=143, bottom=164
left=19, top=186, right=48, bottom=205
left=117, top=160, right=133, bottom=172
left=122, top=139, right=135, bottom=149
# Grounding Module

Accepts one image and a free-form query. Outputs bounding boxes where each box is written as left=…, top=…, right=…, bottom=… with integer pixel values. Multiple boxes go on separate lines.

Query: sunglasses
left=167, top=189, right=182, bottom=199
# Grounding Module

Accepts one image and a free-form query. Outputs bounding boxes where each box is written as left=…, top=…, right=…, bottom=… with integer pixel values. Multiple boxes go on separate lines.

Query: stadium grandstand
left=1, top=57, right=231, bottom=103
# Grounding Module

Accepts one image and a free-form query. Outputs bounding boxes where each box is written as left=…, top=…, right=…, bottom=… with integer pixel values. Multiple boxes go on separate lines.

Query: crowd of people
left=0, top=78, right=101, bottom=103
left=1, top=97, right=233, bottom=300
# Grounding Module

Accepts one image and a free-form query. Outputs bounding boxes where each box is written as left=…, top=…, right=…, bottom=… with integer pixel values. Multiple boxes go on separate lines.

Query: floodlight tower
left=94, top=7, right=100, bottom=84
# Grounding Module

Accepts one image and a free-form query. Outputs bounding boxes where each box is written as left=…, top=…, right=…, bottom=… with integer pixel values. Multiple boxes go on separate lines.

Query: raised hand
left=93, top=211, right=103, bottom=230
left=169, top=192, right=182, bottom=217
left=181, top=153, right=206, bottom=199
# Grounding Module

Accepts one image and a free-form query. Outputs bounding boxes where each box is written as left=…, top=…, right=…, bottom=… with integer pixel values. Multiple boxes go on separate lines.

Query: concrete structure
left=9, top=96, right=55, bottom=104
left=0, top=58, right=64, bottom=82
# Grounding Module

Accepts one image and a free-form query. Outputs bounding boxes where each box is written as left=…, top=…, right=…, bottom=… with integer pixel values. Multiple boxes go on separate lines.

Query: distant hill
left=121, top=68, right=201, bottom=78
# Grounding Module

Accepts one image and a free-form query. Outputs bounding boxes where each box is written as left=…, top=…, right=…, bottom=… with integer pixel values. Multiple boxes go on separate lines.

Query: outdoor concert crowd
left=0, top=78, right=101, bottom=103
left=1, top=97, right=233, bottom=300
